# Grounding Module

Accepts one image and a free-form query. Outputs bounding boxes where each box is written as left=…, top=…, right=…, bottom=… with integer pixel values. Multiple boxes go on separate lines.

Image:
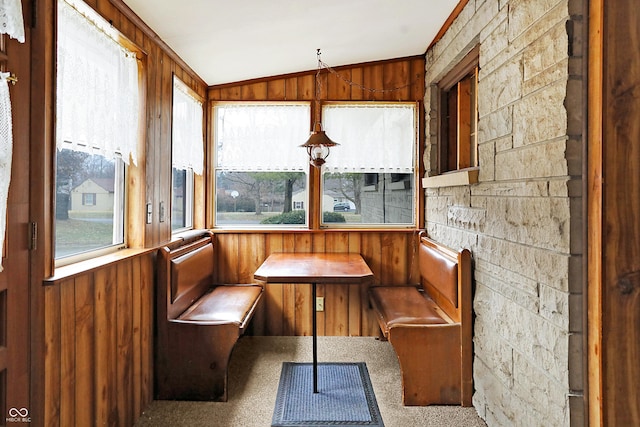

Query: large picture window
left=54, top=0, right=139, bottom=263
left=213, top=103, right=311, bottom=227
left=320, top=103, right=418, bottom=227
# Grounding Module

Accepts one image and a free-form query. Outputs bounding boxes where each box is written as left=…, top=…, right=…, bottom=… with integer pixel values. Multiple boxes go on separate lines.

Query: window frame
left=319, top=101, right=419, bottom=229
left=54, top=0, right=143, bottom=267
left=423, top=45, right=480, bottom=188
left=210, top=100, right=420, bottom=230
left=170, top=75, right=203, bottom=234
left=211, top=101, right=312, bottom=229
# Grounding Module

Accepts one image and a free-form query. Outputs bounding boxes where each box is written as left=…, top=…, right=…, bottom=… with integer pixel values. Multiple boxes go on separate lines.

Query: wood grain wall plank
left=94, top=266, right=117, bottom=426
left=116, top=261, right=134, bottom=426
left=132, top=257, right=142, bottom=417
left=140, top=254, right=154, bottom=406
left=74, top=275, right=95, bottom=427
left=44, top=285, right=61, bottom=427
left=59, top=280, right=75, bottom=427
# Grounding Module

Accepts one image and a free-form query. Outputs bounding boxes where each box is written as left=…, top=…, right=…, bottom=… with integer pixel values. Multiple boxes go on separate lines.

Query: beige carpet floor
left=135, top=336, right=487, bottom=427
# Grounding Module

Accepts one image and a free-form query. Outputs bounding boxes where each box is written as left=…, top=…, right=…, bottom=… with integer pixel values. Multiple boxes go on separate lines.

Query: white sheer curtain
left=0, top=73, right=12, bottom=272
left=56, top=0, right=139, bottom=165
left=172, top=79, right=204, bottom=175
left=0, top=0, right=25, bottom=43
left=322, top=103, right=416, bottom=173
left=215, top=104, right=310, bottom=171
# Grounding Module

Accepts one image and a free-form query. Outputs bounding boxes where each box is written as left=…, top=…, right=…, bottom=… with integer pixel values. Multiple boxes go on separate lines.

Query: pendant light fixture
left=300, top=49, right=339, bottom=167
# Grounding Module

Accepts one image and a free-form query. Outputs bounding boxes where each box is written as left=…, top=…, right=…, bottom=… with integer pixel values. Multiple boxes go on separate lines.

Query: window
left=171, top=77, right=204, bottom=232
left=55, top=0, right=139, bottom=263
left=213, top=103, right=310, bottom=227
left=82, top=193, right=96, bottom=206
left=439, top=46, right=479, bottom=174
left=320, top=103, right=418, bottom=227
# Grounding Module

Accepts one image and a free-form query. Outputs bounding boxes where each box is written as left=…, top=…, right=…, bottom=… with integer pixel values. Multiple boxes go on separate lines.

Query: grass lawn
left=55, top=218, right=114, bottom=257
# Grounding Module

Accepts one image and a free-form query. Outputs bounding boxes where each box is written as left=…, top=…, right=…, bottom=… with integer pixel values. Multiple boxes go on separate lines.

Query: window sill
left=44, top=247, right=156, bottom=286
left=421, top=168, right=479, bottom=189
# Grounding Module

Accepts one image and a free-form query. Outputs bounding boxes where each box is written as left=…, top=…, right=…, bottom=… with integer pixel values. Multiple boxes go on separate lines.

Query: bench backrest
left=158, top=231, right=215, bottom=320
left=418, top=234, right=471, bottom=324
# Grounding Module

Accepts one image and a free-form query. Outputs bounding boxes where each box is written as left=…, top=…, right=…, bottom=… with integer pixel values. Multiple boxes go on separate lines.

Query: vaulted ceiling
left=121, top=0, right=460, bottom=86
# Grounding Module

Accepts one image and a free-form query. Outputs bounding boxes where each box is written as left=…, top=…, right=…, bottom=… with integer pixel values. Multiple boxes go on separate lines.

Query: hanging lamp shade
left=300, top=121, right=339, bottom=167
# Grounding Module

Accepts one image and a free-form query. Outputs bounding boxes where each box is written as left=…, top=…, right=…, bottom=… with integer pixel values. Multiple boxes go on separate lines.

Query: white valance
left=0, top=0, right=25, bottom=43
left=322, top=103, right=416, bottom=173
left=172, top=79, right=204, bottom=175
left=215, top=103, right=311, bottom=171
left=56, top=0, right=140, bottom=165
left=0, top=73, right=13, bottom=272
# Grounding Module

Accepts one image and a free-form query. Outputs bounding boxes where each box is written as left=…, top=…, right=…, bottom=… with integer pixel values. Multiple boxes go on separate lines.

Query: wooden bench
left=155, top=230, right=263, bottom=401
left=368, top=232, right=473, bottom=406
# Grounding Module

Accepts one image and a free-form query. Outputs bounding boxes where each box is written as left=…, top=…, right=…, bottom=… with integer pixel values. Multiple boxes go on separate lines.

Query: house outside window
left=54, top=0, right=140, bottom=263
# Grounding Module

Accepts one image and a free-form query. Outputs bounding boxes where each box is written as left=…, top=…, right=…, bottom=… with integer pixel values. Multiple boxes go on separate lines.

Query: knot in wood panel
left=617, top=270, right=640, bottom=295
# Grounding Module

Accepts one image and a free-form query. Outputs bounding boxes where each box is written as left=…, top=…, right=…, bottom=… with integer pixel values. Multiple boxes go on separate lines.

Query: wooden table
left=254, top=252, right=374, bottom=393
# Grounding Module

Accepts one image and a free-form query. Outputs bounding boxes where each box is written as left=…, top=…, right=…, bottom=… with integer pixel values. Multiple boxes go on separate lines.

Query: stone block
left=496, top=138, right=568, bottom=181
left=478, top=106, right=512, bottom=142
left=481, top=196, right=570, bottom=252
left=477, top=236, right=571, bottom=291
left=509, top=0, right=567, bottom=44
left=512, top=82, right=567, bottom=148
left=522, top=20, right=569, bottom=82
left=448, top=205, right=487, bottom=231
left=478, top=58, right=523, bottom=113
left=478, top=140, right=496, bottom=182
left=540, top=284, right=570, bottom=329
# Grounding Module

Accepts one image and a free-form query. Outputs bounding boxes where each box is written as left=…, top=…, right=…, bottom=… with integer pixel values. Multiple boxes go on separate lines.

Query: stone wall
left=423, top=0, right=584, bottom=425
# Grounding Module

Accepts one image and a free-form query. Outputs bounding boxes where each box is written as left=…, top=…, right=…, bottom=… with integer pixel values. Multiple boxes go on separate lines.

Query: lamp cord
left=318, top=57, right=422, bottom=94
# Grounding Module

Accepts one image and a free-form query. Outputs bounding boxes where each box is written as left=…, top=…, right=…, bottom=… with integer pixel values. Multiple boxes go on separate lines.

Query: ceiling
left=121, top=0, right=460, bottom=86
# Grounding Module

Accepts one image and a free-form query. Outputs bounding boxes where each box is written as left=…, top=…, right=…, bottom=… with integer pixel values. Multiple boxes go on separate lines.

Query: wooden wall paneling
left=238, top=233, right=267, bottom=334
left=116, top=261, right=134, bottom=426
left=360, top=233, right=384, bottom=336
left=325, top=233, right=350, bottom=336
left=74, top=275, right=95, bottom=427
left=221, top=86, right=242, bottom=100
left=282, top=233, right=297, bottom=335
left=44, top=285, right=61, bottom=427
left=59, top=280, right=75, bottom=427
left=242, top=82, right=268, bottom=100
left=293, top=234, right=313, bottom=336
left=297, top=74, right=315, bottom=101
left=601, top=1, right=640, bottom=424
left=363, top=64, right=384, bottom=101
left=411, top=57, right=425, bottom=100
left=348, top=232, right=363, bottom=336
left=94, top=266, right=117, bottom=426
left=139, top=253, right=154, bottom=407
left=383, top=61, right=410, bottom=101
left=327, top=68, right=350, bottom=100
left=159, top=55, right=174, bottom=244
left=143, top=40, right=159, bottom=247
left=283, top=76, right=297, bottom=100
left=312, top=234, right=326, bottom=336
left=267, top=78, right=286, bottom=100
left=96, top=0, right=116, bottom=25
left=132, top=257, right=142, bottom=417
left=350, top=67, right=364, bottom=100
left=263, top=234, right=285, bottom=335
left=215, top=234, right=240, bottom=284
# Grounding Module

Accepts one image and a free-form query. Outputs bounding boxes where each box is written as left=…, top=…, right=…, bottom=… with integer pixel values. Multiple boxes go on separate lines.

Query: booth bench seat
left=369, top=232, right=473, bottom=406
left=155, top=230, right=263, bottom=401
